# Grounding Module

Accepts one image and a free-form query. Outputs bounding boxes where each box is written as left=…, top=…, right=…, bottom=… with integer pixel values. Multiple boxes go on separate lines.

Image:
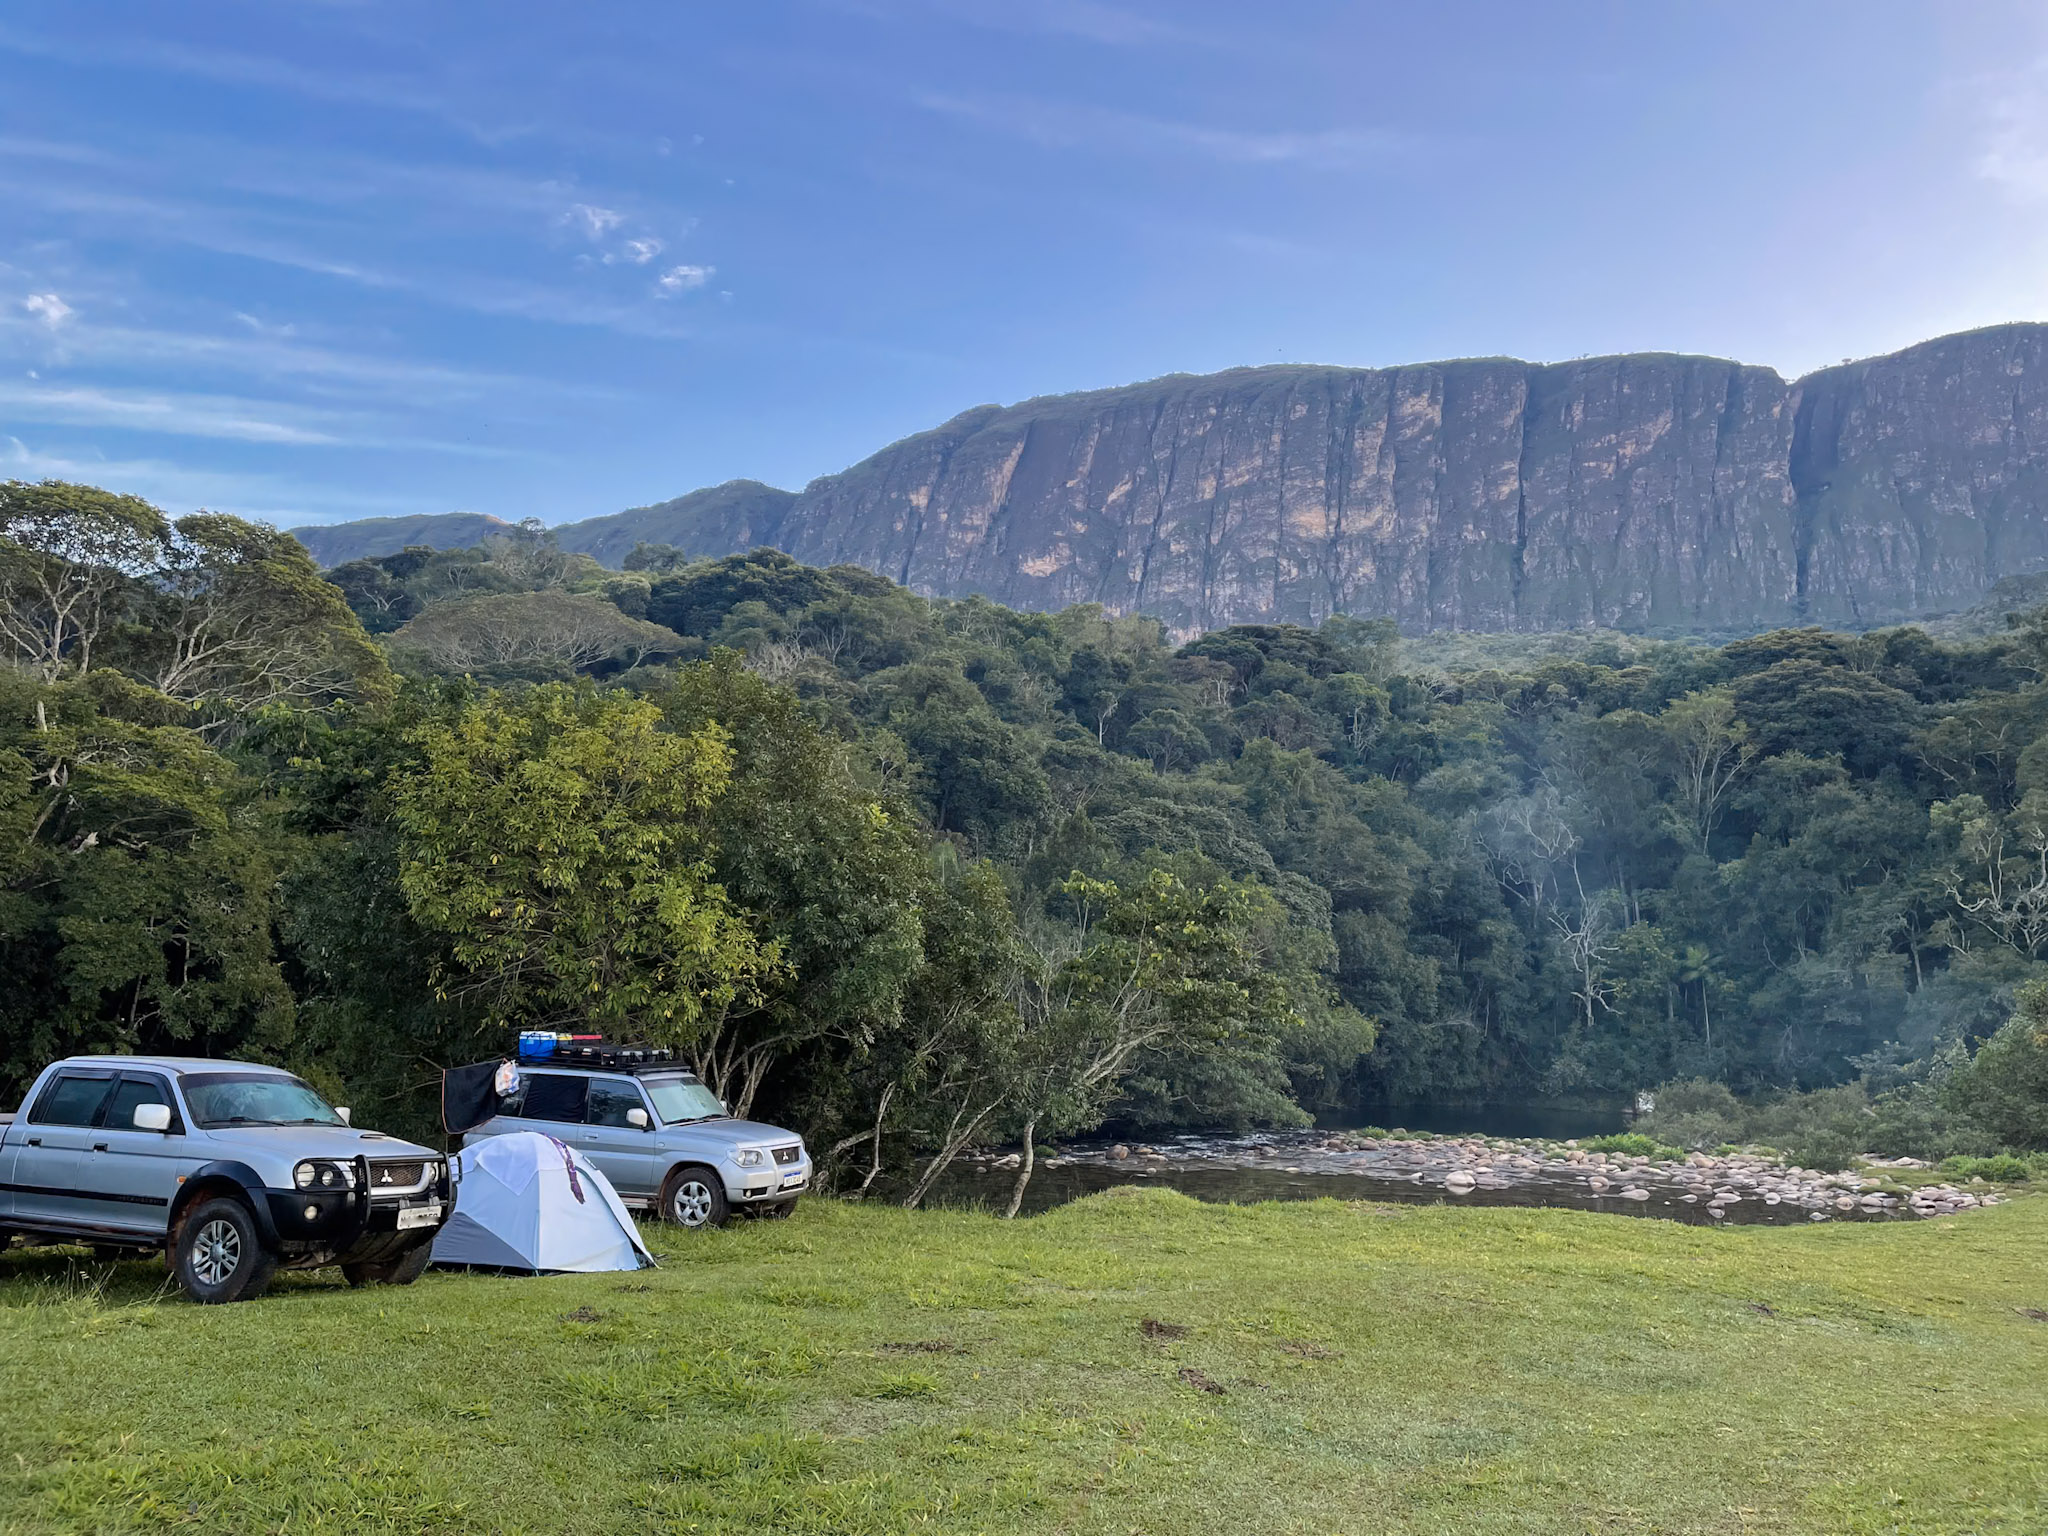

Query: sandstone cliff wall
left=761, top=323, right=2048, bottom=637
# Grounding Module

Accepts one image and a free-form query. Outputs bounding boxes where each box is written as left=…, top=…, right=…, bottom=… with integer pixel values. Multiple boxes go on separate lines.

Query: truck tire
left=659, top=1165, right=729, bottom=1229
left=342, top=1242, right=434, bottom=1288
left=173, top=1197, right=278, bottom=1304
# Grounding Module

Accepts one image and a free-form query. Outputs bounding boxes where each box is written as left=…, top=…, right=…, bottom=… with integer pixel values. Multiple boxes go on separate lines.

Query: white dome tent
left=432, top=1132, right=654, bottom=1274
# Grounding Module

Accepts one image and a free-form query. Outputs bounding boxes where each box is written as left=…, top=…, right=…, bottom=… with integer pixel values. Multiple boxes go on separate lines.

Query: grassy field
left=1, top=1189, right=2045, bottom=1536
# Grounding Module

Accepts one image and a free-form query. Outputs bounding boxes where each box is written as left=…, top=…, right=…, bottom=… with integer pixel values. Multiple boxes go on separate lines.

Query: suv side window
left=518, top=1073, right=588, bottom=1125
left=104, top=1075, right=182, bottom=1134
left=587, top=1078, right=647, bottom=1128
left=28, top=1074, right=115, bottom=1127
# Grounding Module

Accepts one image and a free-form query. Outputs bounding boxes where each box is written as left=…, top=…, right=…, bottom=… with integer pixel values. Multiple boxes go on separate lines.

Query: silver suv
left=0, top=1056, right=449, bottom=1303
left=463, top=1064, right=810, bottom=1227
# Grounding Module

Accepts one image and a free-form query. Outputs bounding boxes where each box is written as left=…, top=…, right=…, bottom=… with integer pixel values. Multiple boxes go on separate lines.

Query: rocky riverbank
left=972, top=1129, right=2014, bottom=1224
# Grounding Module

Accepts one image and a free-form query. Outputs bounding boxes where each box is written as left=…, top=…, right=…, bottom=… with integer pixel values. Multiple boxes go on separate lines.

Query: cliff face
left=1792, top=327, right=2048, bottom=628
left=292, top=323, right=2048, bottom=639
left=752, top=323, right=2048, bottom=637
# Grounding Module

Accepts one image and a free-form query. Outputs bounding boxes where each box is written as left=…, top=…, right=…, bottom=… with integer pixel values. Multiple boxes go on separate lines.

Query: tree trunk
left=856, top=1084, right=895, bottom=1197
left=902, top=1098, right=1000, bottom=1210
left=1002, top=1116, right=1038, bottom=1220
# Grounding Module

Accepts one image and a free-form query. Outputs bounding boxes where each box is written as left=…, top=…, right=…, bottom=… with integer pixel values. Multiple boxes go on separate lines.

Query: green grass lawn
left=2, top=1189, right=2045, bottom=1536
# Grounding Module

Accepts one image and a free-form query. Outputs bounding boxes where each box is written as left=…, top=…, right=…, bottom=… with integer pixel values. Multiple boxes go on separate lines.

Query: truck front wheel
left=173, top=1197, right=277, bottom=1304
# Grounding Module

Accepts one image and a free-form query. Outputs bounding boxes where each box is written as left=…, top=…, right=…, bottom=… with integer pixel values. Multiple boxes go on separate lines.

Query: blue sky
left=4, top=2, right=2048, bottom=529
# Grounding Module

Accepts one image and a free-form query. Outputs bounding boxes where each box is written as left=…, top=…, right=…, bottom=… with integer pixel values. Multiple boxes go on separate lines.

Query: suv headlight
left=293, top=1159, right=356, bottom=1191
left=731, top=1148, right=766, bottom=1168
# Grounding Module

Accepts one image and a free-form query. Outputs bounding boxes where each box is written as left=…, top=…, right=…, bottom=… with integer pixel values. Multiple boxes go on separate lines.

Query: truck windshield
left=181, top=1073, right=345, bottom=1129
left=642, top=1075, right=725, bottom=1124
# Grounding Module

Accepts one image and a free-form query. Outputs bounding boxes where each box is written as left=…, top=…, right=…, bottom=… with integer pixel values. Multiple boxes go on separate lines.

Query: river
left=920, top=1119, right=1925, bottom=1227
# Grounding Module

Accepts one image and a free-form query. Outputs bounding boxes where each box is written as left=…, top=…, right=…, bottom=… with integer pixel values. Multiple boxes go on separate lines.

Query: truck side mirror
left=335, top=1107, right=352, bottom=1125
left=132, top=1103, right=171, bottom=1133
left=626, top=1107, right=650, bottom=1129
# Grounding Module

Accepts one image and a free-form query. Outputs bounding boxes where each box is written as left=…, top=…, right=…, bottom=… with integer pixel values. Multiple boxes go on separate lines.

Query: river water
left=924, top=1123, right=1917, bottom=1227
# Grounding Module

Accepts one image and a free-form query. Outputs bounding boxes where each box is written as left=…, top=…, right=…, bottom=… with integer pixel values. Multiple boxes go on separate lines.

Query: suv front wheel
left=173, top=1197, right=278, bottom=1304
left=660, top=1166, right=729, bottom=1229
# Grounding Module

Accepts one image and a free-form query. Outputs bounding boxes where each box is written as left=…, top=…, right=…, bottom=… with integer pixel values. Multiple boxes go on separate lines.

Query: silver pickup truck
left=0, top=1056, right=449, bottom=1303
left=464, top=1061, right=811, bottom=1227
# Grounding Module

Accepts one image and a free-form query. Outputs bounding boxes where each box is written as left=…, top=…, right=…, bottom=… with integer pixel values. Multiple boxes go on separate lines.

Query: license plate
left=396, top=1203, right=443, bottom=1230
left=780, top=1172, right=806, bottom=1187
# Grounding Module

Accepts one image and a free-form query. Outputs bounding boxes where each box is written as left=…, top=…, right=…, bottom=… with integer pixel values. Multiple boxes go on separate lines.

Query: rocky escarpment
left=293, top=324, right=2048, bottom=638
left=768, top=324, right=2048, bottom=637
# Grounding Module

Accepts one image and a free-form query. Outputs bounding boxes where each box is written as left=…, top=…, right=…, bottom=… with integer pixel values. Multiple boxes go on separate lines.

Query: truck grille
left=772, top=1145, right=802, bottom=1166
left=367, top=1159, right=431, bottom=1194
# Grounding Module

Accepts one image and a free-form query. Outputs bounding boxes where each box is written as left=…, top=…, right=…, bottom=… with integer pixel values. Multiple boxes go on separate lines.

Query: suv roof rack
left=516, top=1034, right=685, bottom=1073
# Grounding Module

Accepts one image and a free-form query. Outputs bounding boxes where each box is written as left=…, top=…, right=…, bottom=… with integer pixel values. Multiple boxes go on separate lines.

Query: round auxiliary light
left=304, top=1204, right=319, bottom=1221
left=319, top=1166, right=339, bottom=1187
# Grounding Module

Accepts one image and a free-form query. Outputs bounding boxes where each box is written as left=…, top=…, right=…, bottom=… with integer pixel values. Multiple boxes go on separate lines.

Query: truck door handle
left=92, top=1143, right=109, bottom=1152
left=24, top=1137, right=40, bottom=1146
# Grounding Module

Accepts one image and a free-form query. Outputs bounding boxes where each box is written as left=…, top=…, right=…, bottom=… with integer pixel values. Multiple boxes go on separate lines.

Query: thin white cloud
left=0, top=170, right=708, bottom=340
left=1978, top=57, right=2048, bottom=202
left=826, top=0, right=1198, bottom=48
left=564, top=202, right=625, bottom=239
left=0, top=381, right=343, bottom=445
left=617, top=236, right=664, bottom=264
left=0, top=27, right=540, bottom=149
left=0, top=310, right=618, bottom=405
left=915, top=91, right=1422, bottom=170
left=21, top=292, right=72, bottom=327
left=0, top=379, right=546, bottom=458
left=657, top=264, right=714, bottom=295
left=1, top=435, right=446, bottom=522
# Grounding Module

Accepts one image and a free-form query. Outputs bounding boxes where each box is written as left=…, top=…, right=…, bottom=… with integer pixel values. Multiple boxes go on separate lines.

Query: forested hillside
left=7, top=481, right=2047, bottom=1193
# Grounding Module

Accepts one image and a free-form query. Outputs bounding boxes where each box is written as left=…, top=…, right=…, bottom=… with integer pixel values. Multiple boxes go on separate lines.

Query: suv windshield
left=642, top=1075, right=725, bottom=1124
left=181, top=1072, right=344, bottom=1129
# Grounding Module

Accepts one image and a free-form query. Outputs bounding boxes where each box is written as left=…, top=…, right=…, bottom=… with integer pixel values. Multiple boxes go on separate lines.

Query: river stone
left=1444, top=1171, right=1477, bottom=1193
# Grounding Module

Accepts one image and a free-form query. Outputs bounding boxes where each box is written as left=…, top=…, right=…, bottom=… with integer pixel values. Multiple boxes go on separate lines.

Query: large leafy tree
left=991, top=870, right=1320, bottom=1213
left=390, top=685, right=778, bottom=1044
left=0, top=480, right=170, bottom=680
left=1948, top=981, right=2048, bottom=1149
left=387, top=591, right=681, bottom=680
left=652, top=653, right=930, bottom=1116
left=0, top=671, right=294, bottom=1097
left=130, top=513, right=389, bottom=724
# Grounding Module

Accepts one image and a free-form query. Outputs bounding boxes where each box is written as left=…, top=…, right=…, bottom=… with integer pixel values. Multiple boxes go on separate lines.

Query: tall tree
left=0, top=480, right=170, bottom=681
left=390, top=685, right=778, bottom=1044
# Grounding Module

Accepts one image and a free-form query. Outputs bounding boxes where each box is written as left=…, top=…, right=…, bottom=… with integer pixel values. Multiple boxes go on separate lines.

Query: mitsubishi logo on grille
left=379, top=1169, right=392, bottom=1184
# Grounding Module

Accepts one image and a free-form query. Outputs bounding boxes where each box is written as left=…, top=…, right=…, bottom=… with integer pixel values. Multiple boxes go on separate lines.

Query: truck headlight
left=732, top=1148, right=765, bottom=1168
left=293, top=1160, right=353, bottom=1191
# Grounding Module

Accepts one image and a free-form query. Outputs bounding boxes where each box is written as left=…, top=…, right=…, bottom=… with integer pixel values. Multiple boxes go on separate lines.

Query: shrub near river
left=3, top=1191, right=2045, bottom=1535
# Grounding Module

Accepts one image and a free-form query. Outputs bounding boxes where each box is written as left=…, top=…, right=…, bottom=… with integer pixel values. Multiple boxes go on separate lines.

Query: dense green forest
left=5, top=480, right=2046, bottom=1193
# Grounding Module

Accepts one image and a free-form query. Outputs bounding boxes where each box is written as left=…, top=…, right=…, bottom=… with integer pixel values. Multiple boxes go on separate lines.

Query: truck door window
left=519, top=1074, right=588, bottom=1125
left=28, top=1074, right=115, bottom=1127
left=104, top=1075, right=181, bottom=1134
left=588, top=1079, right=647, bottom=1128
